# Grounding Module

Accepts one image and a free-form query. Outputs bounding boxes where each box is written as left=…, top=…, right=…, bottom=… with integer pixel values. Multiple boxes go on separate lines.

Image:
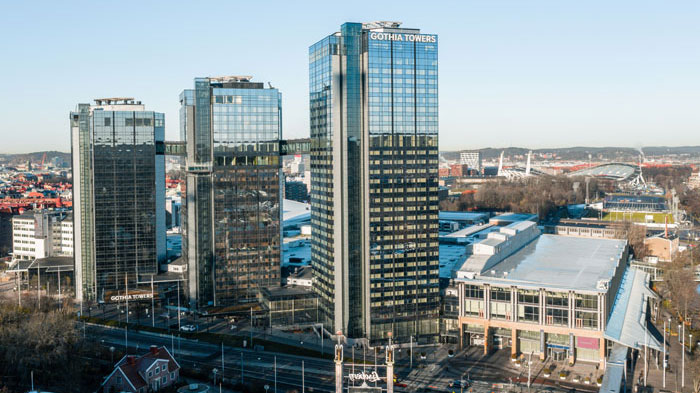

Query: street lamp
left=690, top=334, right=694, bottom=353
left=212, top=368, right=218, bottom=385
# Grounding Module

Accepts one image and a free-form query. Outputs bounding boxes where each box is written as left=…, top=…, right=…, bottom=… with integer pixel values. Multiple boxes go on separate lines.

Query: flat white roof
left=282, top=199, right=310, bottom=223
left=458, top=234, right=628, bottom=292
left=442, top=223, right=494, bottom=238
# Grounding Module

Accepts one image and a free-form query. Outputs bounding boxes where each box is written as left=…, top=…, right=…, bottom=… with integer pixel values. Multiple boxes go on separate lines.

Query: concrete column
left=569, top=333, right=575, bottom=365
left=568, top=291, right=574, bottom=329
left=484, top=325, right=490, bottom=355
left=386, top=336, right=394, bottom=393
left=599, top=338, right=606, bottom=368
left=335, top=337, right=344, bottom=393
left=539, top=288, right=545, bottom=325
left=484, top=284, right=490, bottom=320
left=335, top=361, right=343, bottom=393
left=539, top=329, right=546, bottom=361
left=459, top=321, right=464, bottom=350
left=511, top=328, right=518, bottom=356
left=512, top=286, right=518, bottom=322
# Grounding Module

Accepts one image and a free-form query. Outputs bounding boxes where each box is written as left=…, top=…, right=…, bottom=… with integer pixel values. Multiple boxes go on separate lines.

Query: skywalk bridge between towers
left=164, top=138, right=311, bottom=157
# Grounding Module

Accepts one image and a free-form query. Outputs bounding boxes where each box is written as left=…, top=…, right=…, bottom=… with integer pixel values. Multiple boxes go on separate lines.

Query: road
left=86, top=322, right=340, bottom=392
left=86, top=323, right=599, bottom=393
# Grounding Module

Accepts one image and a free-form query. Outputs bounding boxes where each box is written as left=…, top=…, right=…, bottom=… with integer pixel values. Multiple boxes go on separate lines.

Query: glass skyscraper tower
left=181, top=76, right=282, bottom=308
left=309, top=22, right=440, bottom=343
left=71, top=98, right=166, bottom=302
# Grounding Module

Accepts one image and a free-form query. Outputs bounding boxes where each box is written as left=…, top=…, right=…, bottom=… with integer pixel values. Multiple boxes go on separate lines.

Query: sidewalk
left=634, top=319, right=693, bottom=392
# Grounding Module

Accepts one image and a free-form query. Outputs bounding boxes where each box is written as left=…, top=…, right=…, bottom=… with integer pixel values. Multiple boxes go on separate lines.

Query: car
left=448, top=380, right=470, bottom=388
left=180, top=324, right=196, bottom=332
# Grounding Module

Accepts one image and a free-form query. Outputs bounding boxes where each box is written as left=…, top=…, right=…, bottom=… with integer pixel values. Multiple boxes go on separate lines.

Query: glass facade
left=181, top=77, right=282, bottom=308
left=70, top=101, right=165, bottom=301
left=310, top=22, right=440, bottom=343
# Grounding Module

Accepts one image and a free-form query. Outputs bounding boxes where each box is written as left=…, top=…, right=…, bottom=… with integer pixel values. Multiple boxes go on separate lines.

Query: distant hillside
left=0, top=151, right=71, bottom=167
left=443, top=146, right=700, bottom=161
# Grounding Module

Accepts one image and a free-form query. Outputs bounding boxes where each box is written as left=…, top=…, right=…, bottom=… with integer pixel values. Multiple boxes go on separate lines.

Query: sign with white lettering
left=369, top=32, right=436, bottom=43
left=347, top=371, right=382, bottom=383
left=109, top=292, right=154, bottom=302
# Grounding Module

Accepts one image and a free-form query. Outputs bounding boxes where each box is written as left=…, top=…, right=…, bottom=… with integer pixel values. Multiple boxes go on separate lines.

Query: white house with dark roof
left=101, top=346, right=179, bottom=393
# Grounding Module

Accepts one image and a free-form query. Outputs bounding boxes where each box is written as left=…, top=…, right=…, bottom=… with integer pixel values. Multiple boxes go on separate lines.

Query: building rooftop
left=489, top=212, right=538, bottom=225
left=282, top=199, right=310, bottom=223
left=282, top=238, right=311, bottom=267
left=439, top=211, right=489, bottom=222
left=441, top=223, right=494, bottom=240
left=458, top=234, right=628, bottom=292
left=604, top=267, right=661, bottom=350
left=568, top=163, right=639, bottom=181
left=439, top=243, right=469, bottom=278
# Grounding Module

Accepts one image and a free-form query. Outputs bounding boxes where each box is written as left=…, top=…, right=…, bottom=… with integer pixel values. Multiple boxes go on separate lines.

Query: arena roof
left=568, top=163, right=639, bottom=181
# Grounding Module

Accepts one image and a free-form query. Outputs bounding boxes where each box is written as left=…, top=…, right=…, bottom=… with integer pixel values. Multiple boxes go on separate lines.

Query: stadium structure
left=568, top=162, right=641, bottom=183
left=496, top=151, right=546, bottom=180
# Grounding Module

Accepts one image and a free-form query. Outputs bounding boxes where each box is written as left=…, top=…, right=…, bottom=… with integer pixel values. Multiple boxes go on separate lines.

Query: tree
left=621, top=222, right=648, bottom=260
left=690, top=352, right=700, bottom=393
left=0, top=299, right=82, bottom=392
left=663, top=250, right=700, bottom=325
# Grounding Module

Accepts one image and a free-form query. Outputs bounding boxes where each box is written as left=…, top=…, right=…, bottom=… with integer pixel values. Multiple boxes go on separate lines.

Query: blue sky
left=1, top=0, right=698, bottom=153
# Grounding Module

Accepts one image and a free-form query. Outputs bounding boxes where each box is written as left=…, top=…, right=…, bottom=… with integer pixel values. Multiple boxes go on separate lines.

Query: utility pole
left=57, top=265, right=61, bottom=309
left=274, top=356, right=277, bottom=393
left=644, top=318, right=648, bottom=387
left=151, top=275, right=155, bottom=327
left=250, top=307, right=253, bottom=348
left=302, top=360, right=305, bottom=393
left=682, top=322, right=685, bottom=389
left=125, top=273, right=129, bottom=325
left=410, top=336, right=413, bottom=369
left=16, top=270, right=21, bottom=307
left=37, top=259, right=40, bottom=309
left=240, top=351, right=244, bottom=384
left=663, top=319, right=667, bottom=388
left=177, top=279, right=181, bottom=331
left=221, top=342, right=225, bottom=382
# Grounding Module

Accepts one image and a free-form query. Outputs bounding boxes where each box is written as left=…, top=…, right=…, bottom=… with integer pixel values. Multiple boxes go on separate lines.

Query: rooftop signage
left=369, top=32, right=436, bottom=43
left=109, top=292, right=154, bottom=302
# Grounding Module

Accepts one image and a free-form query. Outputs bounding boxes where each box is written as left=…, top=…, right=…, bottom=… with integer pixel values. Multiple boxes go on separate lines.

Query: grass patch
left=601, top=211, right=673, bottom=224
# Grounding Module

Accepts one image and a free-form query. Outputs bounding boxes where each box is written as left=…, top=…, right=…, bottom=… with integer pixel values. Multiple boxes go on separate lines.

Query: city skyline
left=1, top=0, right=699, bottom=153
